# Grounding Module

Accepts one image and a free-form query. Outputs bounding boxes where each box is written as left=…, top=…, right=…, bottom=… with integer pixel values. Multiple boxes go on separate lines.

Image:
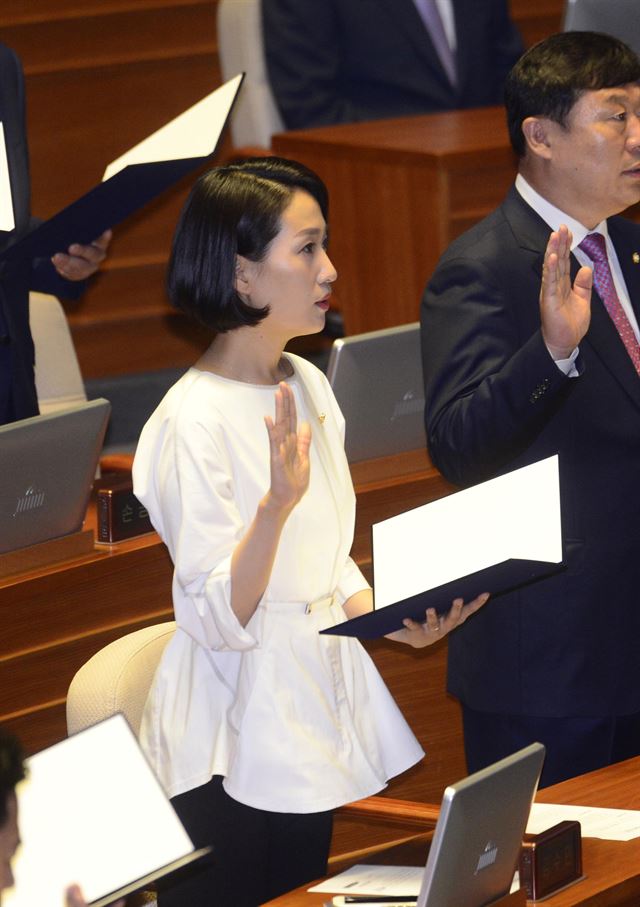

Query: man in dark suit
left=421, top=30, right=640, bottom=787
left=262, top=0, right=523, bottom=130
left=0, top=42, right=110, bottom=426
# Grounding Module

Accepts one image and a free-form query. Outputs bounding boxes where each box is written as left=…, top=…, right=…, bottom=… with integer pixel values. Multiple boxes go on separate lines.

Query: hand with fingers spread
left=51, top=229, right=112, bottom=281
left=540, top=224, right=592, bottom=361
left=387, top=593, right=490, bottom=648
left=264, top=382, right=312, bottom=514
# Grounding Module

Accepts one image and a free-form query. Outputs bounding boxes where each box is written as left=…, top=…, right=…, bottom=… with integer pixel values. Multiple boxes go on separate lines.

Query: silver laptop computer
left=326, top=323, right=426, bottom=463
left=416, top=742, right=545, bottom=907
left=0, top=398, right=110, bottom=554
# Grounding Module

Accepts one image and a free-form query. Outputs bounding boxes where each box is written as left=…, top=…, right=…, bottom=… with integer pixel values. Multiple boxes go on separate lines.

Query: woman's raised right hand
left=264, top=382, right=312, bottom=514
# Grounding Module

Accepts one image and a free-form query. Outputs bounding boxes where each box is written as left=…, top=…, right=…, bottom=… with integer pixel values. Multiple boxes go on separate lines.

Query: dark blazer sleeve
left=420, top=202, right=575, bottom=487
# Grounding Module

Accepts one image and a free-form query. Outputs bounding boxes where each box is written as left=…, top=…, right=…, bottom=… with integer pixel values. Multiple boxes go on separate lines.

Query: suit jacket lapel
left=581, top=218, right=640, bottom=411
left=373, top=0, right=455, bottom=93
left=503, top=188, right=640, bottom=411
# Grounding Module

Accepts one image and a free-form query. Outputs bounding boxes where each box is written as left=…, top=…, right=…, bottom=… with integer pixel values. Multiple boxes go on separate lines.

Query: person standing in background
left=421, top=31, right=640, bottom=788
left=0, top=42, right=110, bottom=426
left=263, top=0, right=523, bottom=130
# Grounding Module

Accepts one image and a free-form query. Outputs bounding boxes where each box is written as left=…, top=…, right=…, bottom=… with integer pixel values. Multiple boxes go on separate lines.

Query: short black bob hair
left=167, top=156, right=329, bottom=333
left=0, top=725, right=25, bottom=826
left=505, top=30, right=640, bottom=157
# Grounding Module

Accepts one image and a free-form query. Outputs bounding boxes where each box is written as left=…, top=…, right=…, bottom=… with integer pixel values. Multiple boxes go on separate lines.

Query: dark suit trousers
left=157, top=775, right=333, bottom=907
left=462, top=705, right=640, bottom=788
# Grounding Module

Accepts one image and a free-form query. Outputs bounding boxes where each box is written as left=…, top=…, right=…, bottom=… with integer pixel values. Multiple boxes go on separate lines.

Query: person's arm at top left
left=29, top=230, right=112, bottom=299
left=51, top=230, right=112, bottom=282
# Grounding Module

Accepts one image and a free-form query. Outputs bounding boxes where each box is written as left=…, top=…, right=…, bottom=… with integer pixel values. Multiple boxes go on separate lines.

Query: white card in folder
left=103, top=74, right=243, bottom=180
left=3, top=714, right=202, bottom=907
left=0, top=74, right=243, bottom=265
left=373, top=455, right=562, bottom=610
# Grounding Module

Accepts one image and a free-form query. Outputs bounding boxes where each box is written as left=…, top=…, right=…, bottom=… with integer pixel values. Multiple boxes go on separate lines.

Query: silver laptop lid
left=417, top=742, right=545, bottom=907
left=0, top=398, right=110, bottom=554
left=326, top=323, right=426, bottom=463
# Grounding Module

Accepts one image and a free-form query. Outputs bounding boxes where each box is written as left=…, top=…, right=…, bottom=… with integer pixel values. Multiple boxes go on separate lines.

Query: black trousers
left=157, top=776, right=333, bottom=907
left=462, top=706, right=640, bottom=788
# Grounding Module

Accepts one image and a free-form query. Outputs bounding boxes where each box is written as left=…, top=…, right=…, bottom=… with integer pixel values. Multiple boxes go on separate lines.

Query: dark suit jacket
left=263, top=0, right=524, bottom=129
left=0, top=42, right=83, bottom=423
left=420, top=187, right=640, bottom=718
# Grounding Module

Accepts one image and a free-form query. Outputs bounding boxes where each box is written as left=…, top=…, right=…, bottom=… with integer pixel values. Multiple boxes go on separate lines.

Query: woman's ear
left=234, top=255, right=252, bottom=298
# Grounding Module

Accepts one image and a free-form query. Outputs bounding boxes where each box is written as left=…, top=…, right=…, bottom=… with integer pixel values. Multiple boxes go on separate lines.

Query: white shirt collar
left=514, top=173, right=609, bottom=249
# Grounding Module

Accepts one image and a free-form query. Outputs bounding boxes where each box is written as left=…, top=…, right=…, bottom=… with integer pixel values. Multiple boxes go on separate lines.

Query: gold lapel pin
left=633, top=252, right=640, bottom=264
left=318, top=413, right=326, bottom=424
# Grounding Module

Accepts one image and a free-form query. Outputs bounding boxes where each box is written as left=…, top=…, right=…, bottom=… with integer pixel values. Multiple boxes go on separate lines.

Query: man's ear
left=521, top=116, right=555, bottom=160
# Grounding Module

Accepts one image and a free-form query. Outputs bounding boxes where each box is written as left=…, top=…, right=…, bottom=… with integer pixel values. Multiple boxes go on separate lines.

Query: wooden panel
left=0, top=613, right=174, bottom=716
left=3, top=4, right=217, bottom=74
left=509, top=0, right=564, bottom=48
left=3, top=1, right=225, bottom=377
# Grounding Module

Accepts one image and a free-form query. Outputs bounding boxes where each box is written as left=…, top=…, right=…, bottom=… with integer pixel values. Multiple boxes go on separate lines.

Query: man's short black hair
left=505, top=31, right=640, bottom=156
left=167, top=156, right=329, bottom=333
left=0, top=727, right=25, bottom=826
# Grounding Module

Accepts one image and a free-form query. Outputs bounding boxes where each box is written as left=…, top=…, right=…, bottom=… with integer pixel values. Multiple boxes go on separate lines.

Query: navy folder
left=0, top=74, right=243, bottom=268
left=321, top=455, right=566, bottom=640
left=320, top=556, right=567, bottom=639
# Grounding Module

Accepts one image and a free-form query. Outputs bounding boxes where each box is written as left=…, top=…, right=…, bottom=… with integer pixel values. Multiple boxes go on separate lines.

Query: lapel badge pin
left=318, top=413, right=326, bottom=424
left=633, top=252, right=640, bottom=264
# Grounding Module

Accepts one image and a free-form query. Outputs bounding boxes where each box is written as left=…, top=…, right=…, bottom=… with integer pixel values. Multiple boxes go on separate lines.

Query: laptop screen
left=0, top=398, right=110, bottom=554
left=327, top=322, right=426, bottom=463
left=417, top=743, right=545, bottom=907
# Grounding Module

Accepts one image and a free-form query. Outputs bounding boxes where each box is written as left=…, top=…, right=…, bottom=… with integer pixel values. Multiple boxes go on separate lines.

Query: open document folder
left=322, top=455, right=565, bottom=639
left=4, top=714, right=211, bottom=907
left=0, top=73, right=243, bottom=268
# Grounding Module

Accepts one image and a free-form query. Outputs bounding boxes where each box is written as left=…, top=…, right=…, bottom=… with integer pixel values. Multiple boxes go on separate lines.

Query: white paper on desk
left=4, top=714, right=195, bottom=907
left=103, top=73, right=243, bottom=180
left=527, top=802, right=640, bottom=841
left=309, top=864, right=424, bottom=896
left=373, top=455, right=562, bottom=609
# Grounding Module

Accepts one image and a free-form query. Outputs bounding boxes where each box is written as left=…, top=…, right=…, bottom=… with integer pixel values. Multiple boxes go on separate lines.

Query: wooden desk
left=272, top=108, right=640, bottom=336
left=1, top=450, right=462, bottom=807
left=265, top=756, right=640, bottom=907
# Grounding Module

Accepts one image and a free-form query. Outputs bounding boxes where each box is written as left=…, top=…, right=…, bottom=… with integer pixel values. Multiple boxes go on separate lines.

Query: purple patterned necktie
left=578, top=233, right=640, bottom=376
left=412, top=0, right=457, bottom=87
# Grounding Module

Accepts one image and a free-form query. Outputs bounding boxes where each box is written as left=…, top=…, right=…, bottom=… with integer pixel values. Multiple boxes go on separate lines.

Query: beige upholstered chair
left=66, top=621, right=175, bottom=738
left=66, top=623, right=176, bottom=906
left=29, top=292, right=87, bottom=415
left=217, top=0, right=284, bottom=149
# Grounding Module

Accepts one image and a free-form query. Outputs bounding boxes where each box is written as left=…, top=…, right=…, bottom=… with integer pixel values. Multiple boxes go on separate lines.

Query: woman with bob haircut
left=132, top=157, right=487, bottom=906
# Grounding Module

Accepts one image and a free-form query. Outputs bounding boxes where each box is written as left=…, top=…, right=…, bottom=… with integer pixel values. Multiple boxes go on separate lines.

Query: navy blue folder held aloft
left=0, top=74, right=244, bottom=268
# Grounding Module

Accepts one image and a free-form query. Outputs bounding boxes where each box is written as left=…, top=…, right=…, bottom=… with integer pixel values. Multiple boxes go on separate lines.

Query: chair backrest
left=563, top=0, right=640, bottom=56
left=29, top=292, right=87, bottom=415
left=217, top=0, right=284, bottom=148
left=66, top=622, right=176, bottom=738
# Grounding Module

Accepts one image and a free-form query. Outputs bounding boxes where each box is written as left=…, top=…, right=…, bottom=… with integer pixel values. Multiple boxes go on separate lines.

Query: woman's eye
left=301, top=242, right=315, bottom=254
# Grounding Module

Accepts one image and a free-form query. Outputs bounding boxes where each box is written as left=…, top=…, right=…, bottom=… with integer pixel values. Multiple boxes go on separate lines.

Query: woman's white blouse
left=132, top=353, right=424, bottom=812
